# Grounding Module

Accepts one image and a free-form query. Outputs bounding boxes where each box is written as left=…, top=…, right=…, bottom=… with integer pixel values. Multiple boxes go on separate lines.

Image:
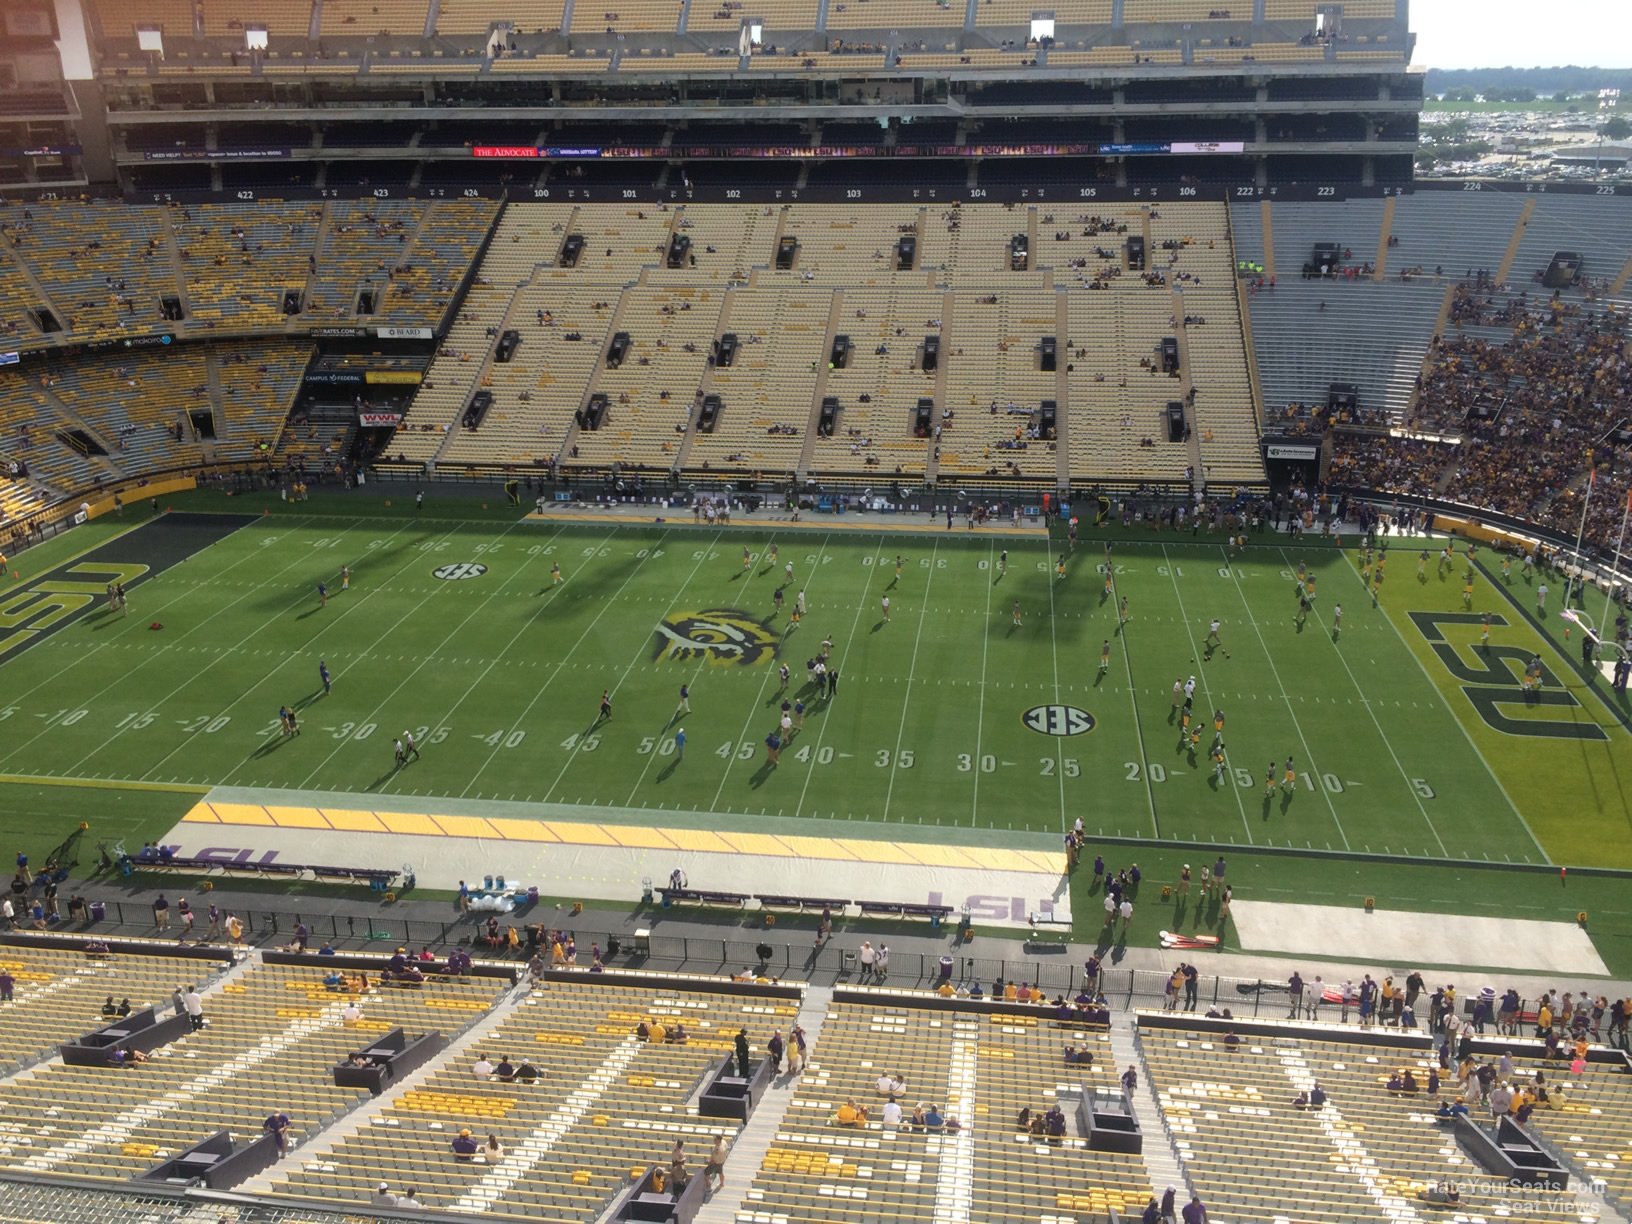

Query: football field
left=0, top=492, right=1626, bottom=874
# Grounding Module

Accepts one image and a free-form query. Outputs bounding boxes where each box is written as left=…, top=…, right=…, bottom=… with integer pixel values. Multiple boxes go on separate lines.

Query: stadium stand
left=683, top=287, right=823, bottom=477
left=575, top=285, right=728, bottom=472
left=936, top=290, right=1059, bottom=484
left=0, top=201, right=178, bottom=347
left=1506, top=193, right=1632, bottom=295
left=167, top=201, right=321, bottom=331
left=735, top=995, right=1149, bottom=1224
left=436, top=0, right=567, bottom=35
left=267, top=977, right=757, bottom=1217
left=1246, top=279, right=1445, bottom=425
left=0, top=954, right=507, bottom=1181
left=1149, top=203, right=1262, bottom=485
left=1138, top=1019, right=1595, bottom=1224
left=0, top=942, right=221, bottom=1073
left=1383, top=191, right=1529, bottom=282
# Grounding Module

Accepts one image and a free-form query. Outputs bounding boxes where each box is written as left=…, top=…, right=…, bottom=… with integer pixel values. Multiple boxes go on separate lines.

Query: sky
left=1410, top=0, right=1632, bottom=70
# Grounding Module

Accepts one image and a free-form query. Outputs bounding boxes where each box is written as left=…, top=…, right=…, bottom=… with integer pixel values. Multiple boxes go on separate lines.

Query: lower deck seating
left=269, top=978, right=764, bottom=1218
left=737, top=998, right=1147, bottom=1224
left=373, top=200, right=1265, bottom=488
left=1140, top=1021, right=1600, bottom=1224
left=0, top=957, right=506, bottom=1183
left=0, top=942, right=226, bottom=1072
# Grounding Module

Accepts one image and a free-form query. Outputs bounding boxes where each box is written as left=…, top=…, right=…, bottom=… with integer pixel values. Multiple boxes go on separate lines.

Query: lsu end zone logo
left=1023, top=705, right=1096, bottom=736
left=0, top=562, right=150, bottom=660
left=653, top=608, right=778, bottom=667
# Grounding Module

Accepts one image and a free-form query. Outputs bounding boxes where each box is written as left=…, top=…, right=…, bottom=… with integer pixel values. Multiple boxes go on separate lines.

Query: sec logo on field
left=1022, top=705, right=1096, bottom=736
left=433, top=562, right=488, bottom=581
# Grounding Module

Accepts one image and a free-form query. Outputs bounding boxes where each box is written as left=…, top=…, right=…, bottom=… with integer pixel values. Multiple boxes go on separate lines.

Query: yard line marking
left=1340, top=547, right=1548, bottom=863
left=474, top=529, right=687, bottom=800
left=374, top=523, right=574, bottom=794
left=1040, top=534, right=1067, bottom=832
left=5, top=516, right=355, bottom=775
left=139, top=519, right=462, bottom=781
left=0, top=514, right=321, bottom=758
left=972, top=541, right=996, bottom=827
left=882, top=538, right=938, bottom=824
left=1106, top=549, right=1161, bottom=838
left=286, top=519, right=544, bottom=788
left=1218, top=548, right=1350, bottom=849
left=620, top=537, right=781, bottom=803
left=706, top=535, right=835, bottom=813
left=538, top=532, right=724, bottom=809
left=792, top=538, right=888, bottom=823
left=1275, top=545, right=1448, bottom=858
left=1164, top=545, right=1252, bottom=844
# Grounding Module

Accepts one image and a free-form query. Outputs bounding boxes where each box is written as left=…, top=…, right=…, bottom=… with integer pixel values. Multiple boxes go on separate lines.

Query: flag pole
left=1603, top=487, right=1630, bottom=638
left=1569, top=458, right=1596, bottom=611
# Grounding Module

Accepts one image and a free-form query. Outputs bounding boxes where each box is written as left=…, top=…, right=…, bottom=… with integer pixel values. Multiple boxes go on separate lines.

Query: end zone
left=164, top=787, right=1071, bottom=929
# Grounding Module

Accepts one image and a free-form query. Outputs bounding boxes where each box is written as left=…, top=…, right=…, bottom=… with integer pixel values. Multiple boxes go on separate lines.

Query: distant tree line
left=1425, top=66, right=1632, bottom=97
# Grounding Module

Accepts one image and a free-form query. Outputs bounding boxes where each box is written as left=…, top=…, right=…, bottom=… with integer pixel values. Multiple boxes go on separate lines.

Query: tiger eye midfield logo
left=653, top=609, right=779, bottom=667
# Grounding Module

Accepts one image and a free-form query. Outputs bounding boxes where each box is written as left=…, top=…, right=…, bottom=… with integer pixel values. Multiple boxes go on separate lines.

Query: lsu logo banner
left=653, top=609, right=779, bottom=667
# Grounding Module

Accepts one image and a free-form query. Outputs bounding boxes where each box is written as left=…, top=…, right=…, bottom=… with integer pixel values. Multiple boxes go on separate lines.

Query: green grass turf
left=0, top=491, right=1628, bottom=967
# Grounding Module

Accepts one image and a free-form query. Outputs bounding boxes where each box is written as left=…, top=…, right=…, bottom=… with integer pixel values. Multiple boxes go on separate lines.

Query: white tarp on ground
left=160, top=815, right=1071, bottom=931
left=1229, top=900, right=1608, bottom=977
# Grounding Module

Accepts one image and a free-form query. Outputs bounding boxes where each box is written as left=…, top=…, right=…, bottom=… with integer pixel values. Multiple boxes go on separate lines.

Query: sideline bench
left=659, top=887, right=750, bottom=910
left=1024, top=911, right=1072, bottom=945
left=757, top=894, right=851, bottom=913
left=856, top=899, right=956, bottom=929
left=126, top=855, right=399, bottom=891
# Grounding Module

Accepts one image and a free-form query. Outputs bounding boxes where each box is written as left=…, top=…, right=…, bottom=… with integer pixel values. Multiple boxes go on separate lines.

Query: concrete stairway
left=1108, top=1018, right=1188, bottom=1211
left=693, top=985, right=834, bottom=1224
left=234, top=975, right=531, bottom=1193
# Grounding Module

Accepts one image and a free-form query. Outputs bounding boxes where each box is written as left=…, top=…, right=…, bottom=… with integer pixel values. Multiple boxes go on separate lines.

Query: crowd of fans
left=1327, top=284, right=1632, bottom=553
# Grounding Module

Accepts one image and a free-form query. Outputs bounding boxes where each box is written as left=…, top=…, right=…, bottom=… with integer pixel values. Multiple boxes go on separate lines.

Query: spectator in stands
left=183, top=985, right=205, bottom=1031
left=485, top=1135, right=504, bottom=1159
left=153, top=894, right=170, bottom=930
left=374, top=1182, right=400, bottom=1207
left=1042, top=1104, right=1064, bottom=1140
left=704, top=1134, right=728, bottom=1192
left=340, top=1000, right=363, bottom=1024
left=875, top=1071, right=906, bottom=1096
left=472, top=1053, right=494, bottom=1079
left=924, top=1103, right=946, bottom=1129
left=101, top=996, right=118, bottom=1018
left=494, top=1056, right=515, bottom=1082
left=263, top=1110, right=291, bottom=1153
left=834, top=1098, right=868, bottom=1127
left=513, top=1061, right=540, bottom=1084
left=1222, top=1031, right=1241, bottom=1051
left=451, top=1129, right=480, bottom=1159
left=882, top=1097, right=902, bottom=1129
left=735, top=1028, right=751, bottom=1078
left=0, top=969, right=15, bottom=1003
left=399, top=1189, right=424, bottom=1207
left=1181, top=1194, right=1210, bottom=1224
